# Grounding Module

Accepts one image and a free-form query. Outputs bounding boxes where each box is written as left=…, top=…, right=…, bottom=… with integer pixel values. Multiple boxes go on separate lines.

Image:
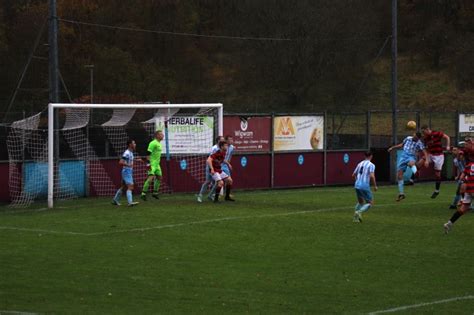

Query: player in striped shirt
left=388, top=132, right=428, bottom=201
left=449, top=146, right=466, bottom=209
left=112, top=139, right=139, bottom=207
left=197, top=136, right=224, bottom=202
left=421, top=125, right=451, bottom=199
left=444, top=151, right=474, bottom=234
left=208, top=135, right=235, bottom=200
left=352, top=151, right=377, bottom=223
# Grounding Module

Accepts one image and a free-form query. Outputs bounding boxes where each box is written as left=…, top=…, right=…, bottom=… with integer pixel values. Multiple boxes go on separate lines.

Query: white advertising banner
left=155, top=116, right=214, bottom=154
left=273, top=116, right=324, bottom=151
left=459, top=114, right=474, bottom=133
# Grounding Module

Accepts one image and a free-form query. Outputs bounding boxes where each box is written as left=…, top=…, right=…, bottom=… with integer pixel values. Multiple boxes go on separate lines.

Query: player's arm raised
left=387, top=143, right=403, bottom=152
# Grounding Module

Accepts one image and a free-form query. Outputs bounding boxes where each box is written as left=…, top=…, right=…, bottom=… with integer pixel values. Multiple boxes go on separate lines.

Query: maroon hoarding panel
left=0, top=163, right=10, bottom=201
left=326, top=152, right=365, bottom=185
left=230, top=154, right=271, bottom=189
left=224, top=116, right=271, bottom=152
left=274, top=152, right=324, bottom=187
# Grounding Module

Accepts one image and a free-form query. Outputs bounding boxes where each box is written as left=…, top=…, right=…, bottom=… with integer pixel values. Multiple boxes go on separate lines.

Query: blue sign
left=180, top=159, right=187, bottom=170
left=298, top=154, right=304, bottom=165
left=343, top=153, right=349, bottom=164
left=241, top=156, right=248, bottom=168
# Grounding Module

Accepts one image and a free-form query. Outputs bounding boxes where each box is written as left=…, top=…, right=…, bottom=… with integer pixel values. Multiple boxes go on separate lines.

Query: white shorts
left=427, top=154, right=444, bottom=171
left=212, top=172, right=229, bottom=182
left=461, top=193, right=472, bottom=205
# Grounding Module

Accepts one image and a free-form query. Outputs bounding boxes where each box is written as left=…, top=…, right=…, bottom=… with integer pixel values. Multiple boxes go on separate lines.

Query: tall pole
left=85, top=65, right=94, bottom=103
left=49, top=0, right=59, bottom=202
left=49, top=0, right=59, bottom=103
left=391, top=0, right=398, bottom=145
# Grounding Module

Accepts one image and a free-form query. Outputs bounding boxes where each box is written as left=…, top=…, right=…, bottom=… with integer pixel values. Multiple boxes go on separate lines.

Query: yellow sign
left=273, top=116, right=324, bottom=151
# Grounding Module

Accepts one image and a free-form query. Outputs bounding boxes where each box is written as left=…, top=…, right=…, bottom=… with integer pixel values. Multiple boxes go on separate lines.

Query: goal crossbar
left=47, top=103, right=223, bottom=208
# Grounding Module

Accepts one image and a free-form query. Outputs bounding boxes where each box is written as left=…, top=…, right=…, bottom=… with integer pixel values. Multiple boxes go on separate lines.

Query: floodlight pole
left=391, top=0, right=398, bottom=145
left=48, top=0, right=59, bottom=208
left=48, top=0, right=59, bottom=104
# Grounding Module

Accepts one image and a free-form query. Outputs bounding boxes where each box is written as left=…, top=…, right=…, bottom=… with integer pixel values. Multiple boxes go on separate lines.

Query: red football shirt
left=463, top=162, right=474, bottom=194
left=210, top=150, right=226, bottom=173
left=424, top=131, right=444, bottom=155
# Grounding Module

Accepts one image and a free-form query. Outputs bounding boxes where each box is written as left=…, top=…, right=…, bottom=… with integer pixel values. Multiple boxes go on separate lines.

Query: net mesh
left=6, top=104, right=220, bottom=207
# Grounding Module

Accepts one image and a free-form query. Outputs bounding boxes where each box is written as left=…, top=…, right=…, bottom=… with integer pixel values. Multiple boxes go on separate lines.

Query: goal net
left=6, top=103, right=223, bottom=208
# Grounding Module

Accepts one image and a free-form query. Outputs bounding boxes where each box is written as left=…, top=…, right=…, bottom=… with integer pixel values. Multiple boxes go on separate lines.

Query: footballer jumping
left=420, top=125, right=451, bottom=198
left=388, top=132, right=428, bottom=201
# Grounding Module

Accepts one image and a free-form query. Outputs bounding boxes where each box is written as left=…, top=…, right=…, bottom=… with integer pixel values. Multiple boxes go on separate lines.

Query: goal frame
left=47, top=103, right=223, bottom=208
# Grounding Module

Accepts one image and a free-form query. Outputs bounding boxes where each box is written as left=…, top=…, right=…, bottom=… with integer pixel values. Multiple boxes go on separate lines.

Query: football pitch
left=1, top=183, right=473, bottom=314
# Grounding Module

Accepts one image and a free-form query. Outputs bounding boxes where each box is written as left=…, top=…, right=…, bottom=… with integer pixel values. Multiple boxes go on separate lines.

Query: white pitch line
left=0, top=226, right=89, bottom=236
left=0, top=310, right=39, bottom=315
left=368, top=295, right=474, bottom=314
left=0, top=200, right=436, bottom=237
left=87, top=200, right=435, bottom=236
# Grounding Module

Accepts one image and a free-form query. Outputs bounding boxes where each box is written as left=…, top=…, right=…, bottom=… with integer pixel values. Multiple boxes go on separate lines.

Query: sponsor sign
left=224, top=116, right=271, bottom=152
left=155, top=116, right=213, bottom=154
left=273, top=116, right=324, bottom=151
left=459, top=114, right=474, bottom=133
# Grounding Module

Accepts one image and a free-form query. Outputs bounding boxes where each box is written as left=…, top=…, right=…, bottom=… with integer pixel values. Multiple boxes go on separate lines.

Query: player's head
left=421, top=125, right=431, bottom=136
left=215, top=136, right=224, bottom=144
left=127, top=139, right=136, bottom=151
left=452, top=146, right=459, bottom=155
left=218, top=140, right=228, bottom=151
left=364, top=151, right=373, bottom=160
left=413, top=132, right=422, bottom=141
left=224, top=135, right=233, bottom=145
left=155, top=130, right=164, bottom=141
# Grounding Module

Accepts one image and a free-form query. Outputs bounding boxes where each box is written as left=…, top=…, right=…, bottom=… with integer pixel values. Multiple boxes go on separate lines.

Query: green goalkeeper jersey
left=147, top=139, right=162, bottom=166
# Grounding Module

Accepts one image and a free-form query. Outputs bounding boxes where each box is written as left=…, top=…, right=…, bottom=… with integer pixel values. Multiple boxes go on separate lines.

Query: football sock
left=198, top=180, right=210, bottom=196
left=208, top=182, right=217, bottom=198
left=410, top=165, right=417, bottom=175
left=355, top=203, right=362, bottom=211
left=142, top=178, right=151, bottom=194
left=153, top=179, right=161, bottom=193
left=435, top=181, right=441, bottom=192
left=452, top=194, right=461, bottom=206
left=113, top=189, right=122, bottom=201
left=398, top=180, right=404, bottom=194
left=225, top=185, right=232, bottom=198
left=449, top=211, right=463, bottom=224
left=126, top=190, right=133, bottom=204
left=358, top=203, right=371, bottom=213
left=215, top=186, right=222, bottom=201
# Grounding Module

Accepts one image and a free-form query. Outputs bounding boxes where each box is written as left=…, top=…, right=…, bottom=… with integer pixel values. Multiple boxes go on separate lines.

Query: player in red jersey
left=443, top=148, right=474, bottom=234
left=420, top=125, right=451, bottom=199
left=207, top=141, right=235, bottom=202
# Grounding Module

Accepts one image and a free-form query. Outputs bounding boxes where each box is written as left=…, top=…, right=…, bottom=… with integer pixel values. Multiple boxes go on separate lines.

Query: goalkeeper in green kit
left=141, top=130, right=164, bottom=201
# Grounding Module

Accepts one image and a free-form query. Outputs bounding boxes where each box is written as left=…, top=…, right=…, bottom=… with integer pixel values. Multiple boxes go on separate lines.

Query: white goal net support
left=6, top=103, right=223, bottom=208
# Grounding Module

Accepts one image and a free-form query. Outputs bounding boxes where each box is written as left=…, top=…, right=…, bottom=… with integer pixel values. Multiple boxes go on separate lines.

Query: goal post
left=47, top=103, right=223, bottom=209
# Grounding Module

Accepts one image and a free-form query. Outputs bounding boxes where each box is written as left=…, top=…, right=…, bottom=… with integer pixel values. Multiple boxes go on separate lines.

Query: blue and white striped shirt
left=454, top=157, right=466, bottom=177
left=402, top=136, right=425, bottom=156
left=209, top=144, right=219, bottom=156
left=225, top=145, right=234, bottom=162
left=122, top=149, right=134, bottom=169
left=353, top=160, right=375, bottom=190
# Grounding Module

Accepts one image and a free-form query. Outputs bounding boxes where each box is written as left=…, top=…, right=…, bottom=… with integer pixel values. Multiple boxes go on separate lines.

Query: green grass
left=1, top=183, right=474, bottom=314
